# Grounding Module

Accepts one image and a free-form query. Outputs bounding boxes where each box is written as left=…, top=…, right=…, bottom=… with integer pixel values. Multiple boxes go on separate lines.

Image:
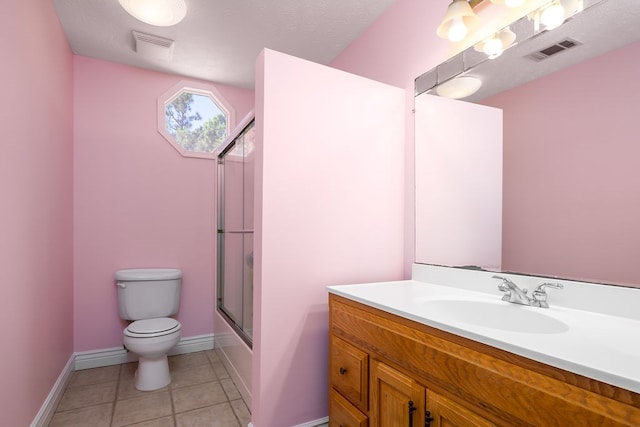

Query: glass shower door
left=217, top=119, right=255, bottom=346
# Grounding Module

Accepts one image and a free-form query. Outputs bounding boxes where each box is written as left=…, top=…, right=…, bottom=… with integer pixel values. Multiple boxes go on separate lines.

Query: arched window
left=158, top=81, right=235, bottom=159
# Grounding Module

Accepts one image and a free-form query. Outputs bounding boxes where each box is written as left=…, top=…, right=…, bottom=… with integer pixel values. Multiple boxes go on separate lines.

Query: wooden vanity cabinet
left=328, top=294, right=640, bottom=427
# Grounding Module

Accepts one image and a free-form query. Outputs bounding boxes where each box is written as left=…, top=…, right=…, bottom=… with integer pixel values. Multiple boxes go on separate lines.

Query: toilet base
left=135, top=355, right=171, bottom=391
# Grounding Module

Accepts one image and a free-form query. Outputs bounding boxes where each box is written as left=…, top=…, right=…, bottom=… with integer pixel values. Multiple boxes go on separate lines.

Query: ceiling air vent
left=133, top=31, right=175, bottom=61
left=526, top=38, right=582, bottom=61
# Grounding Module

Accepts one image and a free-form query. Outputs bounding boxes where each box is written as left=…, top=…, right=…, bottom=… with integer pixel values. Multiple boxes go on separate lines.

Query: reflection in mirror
left=414, top=0, right=640, bottom=287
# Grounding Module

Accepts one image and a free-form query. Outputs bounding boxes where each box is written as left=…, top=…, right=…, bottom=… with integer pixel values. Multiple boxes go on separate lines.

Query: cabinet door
left=330, top=388, right=368, bottom=427
left=426, top=390, right=497, bottom=427
left=370, top=360, right=425, bottom=427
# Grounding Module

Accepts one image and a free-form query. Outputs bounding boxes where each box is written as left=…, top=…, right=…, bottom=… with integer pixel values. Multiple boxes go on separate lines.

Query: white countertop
left=328, top=279, right=640, bottom=394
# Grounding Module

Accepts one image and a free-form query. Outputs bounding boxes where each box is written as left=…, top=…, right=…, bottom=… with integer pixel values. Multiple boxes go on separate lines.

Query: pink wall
left=253, top=49, right=405, bottom=427
left=330, top=0, right=455, bottom=277
left=73, top=56, right=254, bottom=351
left=483, top=41, right=640, bottom=287
left=0, top=0, right=74, bottom=425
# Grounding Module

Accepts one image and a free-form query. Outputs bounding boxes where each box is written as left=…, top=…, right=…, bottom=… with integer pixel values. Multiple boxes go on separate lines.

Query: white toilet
left=115, top=268, right=182, bottom=391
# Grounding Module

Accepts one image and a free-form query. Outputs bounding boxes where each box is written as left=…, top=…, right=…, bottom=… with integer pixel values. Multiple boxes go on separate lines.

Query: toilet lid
left=125, top=318, right=181, bottom=338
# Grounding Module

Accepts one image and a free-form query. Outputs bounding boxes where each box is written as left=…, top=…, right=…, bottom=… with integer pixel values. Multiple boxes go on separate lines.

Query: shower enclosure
left=216, top=117, right=255, bottom=347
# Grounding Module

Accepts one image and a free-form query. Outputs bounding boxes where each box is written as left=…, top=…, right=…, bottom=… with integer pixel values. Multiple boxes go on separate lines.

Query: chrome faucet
left=493, top=275, right=563, bottom=308
left=531, top=282, right=564, bottom=308
left=493, top=275, right=530, bottom=305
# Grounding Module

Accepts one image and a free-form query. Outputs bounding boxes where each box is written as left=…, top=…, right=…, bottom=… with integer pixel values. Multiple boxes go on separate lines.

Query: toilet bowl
left=124, top=317, right=182, bottom=391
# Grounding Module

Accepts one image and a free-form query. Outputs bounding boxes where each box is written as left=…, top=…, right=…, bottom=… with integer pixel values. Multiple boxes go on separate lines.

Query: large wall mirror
left=415, top=0, right=640, bottom=288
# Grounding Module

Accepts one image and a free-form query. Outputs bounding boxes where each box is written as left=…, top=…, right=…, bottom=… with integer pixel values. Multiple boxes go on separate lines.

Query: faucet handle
left=532, top=282, right=564, bottom=308
left=492, top=275, right=527, bottom=292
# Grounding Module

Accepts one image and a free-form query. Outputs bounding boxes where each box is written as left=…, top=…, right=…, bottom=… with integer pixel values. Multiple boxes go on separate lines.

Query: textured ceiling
left=52, top=0, right=397, bottom=89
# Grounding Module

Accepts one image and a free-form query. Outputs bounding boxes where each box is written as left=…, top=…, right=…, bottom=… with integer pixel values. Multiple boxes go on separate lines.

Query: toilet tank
left=115, top=268, right=182, bottom=320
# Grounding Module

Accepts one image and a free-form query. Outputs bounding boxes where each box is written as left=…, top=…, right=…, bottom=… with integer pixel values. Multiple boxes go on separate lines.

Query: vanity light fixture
left=540, top=1, right=567, bottom=30
left=532, top=0, right=583, bottom=31
left=118, top=0, right=187, bottom=27
left=474, top=26, right=516, bottom=59
left=436, top=0, right=480, bottom=42
left=490, top=0, right=526, bottom=8
left=483, top=35, right=504, bottom=58
left=435, top=76, right=482, bottom=99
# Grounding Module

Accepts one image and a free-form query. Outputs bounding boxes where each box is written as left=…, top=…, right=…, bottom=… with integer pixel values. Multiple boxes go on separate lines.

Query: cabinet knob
left=339, top=367, right=347, bottom=375
left=425, top=410, right=435, bottom=427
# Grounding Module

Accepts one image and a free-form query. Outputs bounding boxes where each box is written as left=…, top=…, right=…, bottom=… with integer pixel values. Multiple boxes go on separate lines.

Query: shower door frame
left=216, top=114, right=255, bottom=348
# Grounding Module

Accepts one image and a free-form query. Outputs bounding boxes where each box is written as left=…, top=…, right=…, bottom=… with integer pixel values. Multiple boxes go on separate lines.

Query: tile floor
left=49, top=349, right=251, bottom=427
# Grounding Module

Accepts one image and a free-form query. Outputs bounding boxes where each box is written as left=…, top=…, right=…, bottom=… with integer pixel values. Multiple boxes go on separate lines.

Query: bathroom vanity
left=327, top=276, right=640, bottom=426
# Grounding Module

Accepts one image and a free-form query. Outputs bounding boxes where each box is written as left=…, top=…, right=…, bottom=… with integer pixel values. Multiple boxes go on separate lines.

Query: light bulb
left=483, top=37, right=504, bottom=59
left=505, top=0, right=525, bottom=7
left=541, top=3, right=566, bottom=30
left=448, top=16, right=468, bottom=42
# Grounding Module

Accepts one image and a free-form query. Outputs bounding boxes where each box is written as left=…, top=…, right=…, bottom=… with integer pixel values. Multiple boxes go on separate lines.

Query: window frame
left=157, top=80, right=236, bottom=160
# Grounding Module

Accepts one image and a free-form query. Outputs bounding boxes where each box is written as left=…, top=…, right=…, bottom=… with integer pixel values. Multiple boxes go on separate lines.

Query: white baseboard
left=294, top=417, right=329, bottom=427
left=75, top=333, right=214, bottom=370
left=30, top=354, right=75, bottom=427
left=248, top=417, right=328, bottom=427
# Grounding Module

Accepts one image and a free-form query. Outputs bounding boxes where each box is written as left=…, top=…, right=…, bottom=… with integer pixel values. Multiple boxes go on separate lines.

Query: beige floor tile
left=118, top=377, right=169, bottom=401
left=211, top=360, right=230, bottom=380
left=112, top=391, right=173, bottom=427
left=175, top=403, right=240, bottom=427
left=56, top=381, right=117, bottom=412
left=230, top=399, right=251, bottom=426
left=172, top=381, right=228, bottom=413
left=205, top=349, right=220, bottom=364
left=220, top=378, right=241, bottom=401
left=51, top=351, right=253, bottom=426
left=125, top=415, right=176, bottom=427
left=49, top=403, right=113, bottom=427
left=171, top=363, right=216, bottom=389
left=169, top=352, right=209, bottom=370
left=68, top=365, right=121, bottom=388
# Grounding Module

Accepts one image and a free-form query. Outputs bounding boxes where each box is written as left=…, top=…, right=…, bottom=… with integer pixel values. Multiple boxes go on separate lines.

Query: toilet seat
left=125, top=318, right=181, bottom=338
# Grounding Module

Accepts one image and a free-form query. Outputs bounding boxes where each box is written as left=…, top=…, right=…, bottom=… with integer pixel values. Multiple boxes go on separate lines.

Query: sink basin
left=422, top=299, right=569, bottom=334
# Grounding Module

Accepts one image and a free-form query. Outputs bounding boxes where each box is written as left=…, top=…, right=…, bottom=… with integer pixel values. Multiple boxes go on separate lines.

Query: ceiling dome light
left=540, top=2, right=566, bottom=30
left=490, top=0, right=526, bottom=8
left=118, top=0, right=187, bottom=27
left=437, top=0, right=479, bottom=42
left=436, top=76, right=482, bottom=99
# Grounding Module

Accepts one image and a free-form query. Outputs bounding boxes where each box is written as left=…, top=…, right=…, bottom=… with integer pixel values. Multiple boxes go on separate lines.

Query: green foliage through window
left=165, top=92, right=228, bottom=153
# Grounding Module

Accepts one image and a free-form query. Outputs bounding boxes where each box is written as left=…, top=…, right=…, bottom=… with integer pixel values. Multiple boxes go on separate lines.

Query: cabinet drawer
left=330, top=334, right=369, bottom=411
left=330, top=388, right=368, bottom=427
